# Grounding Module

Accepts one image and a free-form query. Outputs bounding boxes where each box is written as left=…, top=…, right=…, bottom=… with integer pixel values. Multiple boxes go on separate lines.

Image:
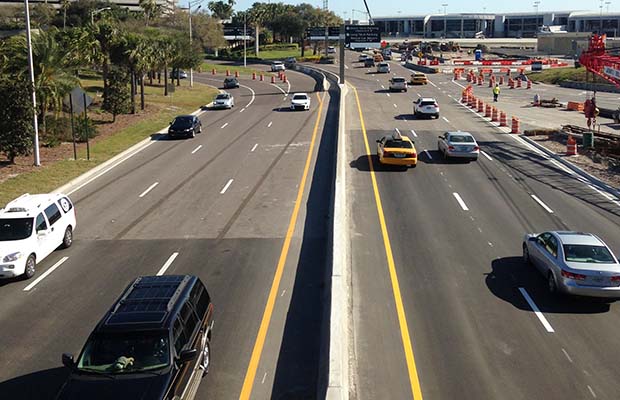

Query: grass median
left=0, top=80, right=218, bottom=205
left=527, top=67, right=587, bottom=84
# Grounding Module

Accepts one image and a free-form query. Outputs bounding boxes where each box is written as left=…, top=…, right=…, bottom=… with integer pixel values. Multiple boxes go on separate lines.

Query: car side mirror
left=178, top=349, right=197, bottom=364
left=376, top=139, right=381, bottom=143
left=62, top=353, right=75, bottom=369
left=37, top=230, right=47, bottom=237
left=438, top=136, right=443, bottom=139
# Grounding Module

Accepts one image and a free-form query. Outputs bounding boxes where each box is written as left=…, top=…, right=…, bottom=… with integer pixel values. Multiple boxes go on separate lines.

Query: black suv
left=223, top=77, right=239, bottom=89
left=168, top=115, right=202, bottom=138
left=56, top=275, right=214, bottom=400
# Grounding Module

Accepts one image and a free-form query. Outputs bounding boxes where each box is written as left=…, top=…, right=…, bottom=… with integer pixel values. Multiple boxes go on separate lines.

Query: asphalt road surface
left=0, top=66, right=338, bottom=400
left=324, top=51, right=620, bottom=399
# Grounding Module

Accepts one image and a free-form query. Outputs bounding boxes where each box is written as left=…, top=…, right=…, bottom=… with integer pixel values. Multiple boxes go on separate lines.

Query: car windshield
left=0, top=218, right=33, bottom=241
left=392, top=78, right=405, bottom=83
left=449, top=135, right=475, bottom=143
left=385, top=140, right=413, bottom=149
left=216, top=94, right=229, bottom=100
left=225, top=78, right=236, bottom=83
left=420, top=101, right=436, bottom=106
left=293, top=95, right=307, bottom=100
left=563, top=244, right=616, bottom=263
left=172, top=117, right=192, bottom=128
left=76, top=331, right=170, bottom=374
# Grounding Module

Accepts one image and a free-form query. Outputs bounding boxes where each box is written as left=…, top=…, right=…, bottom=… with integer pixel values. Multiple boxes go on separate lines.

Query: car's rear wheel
left=548, top=272, right=558, bottom=294
left=24, top=254, right=36, bottom=279
left=62, top=226, right=73, bottom=249
left=201, top=338, right=211, bottom=376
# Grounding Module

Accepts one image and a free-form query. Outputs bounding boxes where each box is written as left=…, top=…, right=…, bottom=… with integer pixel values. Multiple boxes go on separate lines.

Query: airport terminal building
left=375, top=11, right=620, bottom=39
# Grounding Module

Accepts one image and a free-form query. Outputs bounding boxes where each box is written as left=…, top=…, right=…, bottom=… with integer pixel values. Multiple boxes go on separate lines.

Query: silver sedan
left=437, top=131, right=479, bottom=161
left=523, top=231, right=620, bottom=297
left=212, top=92, right=234, bottom=109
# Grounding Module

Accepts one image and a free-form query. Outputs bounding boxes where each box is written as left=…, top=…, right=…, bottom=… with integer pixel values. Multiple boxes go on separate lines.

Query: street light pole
left=243, top=13, right=247, bottom=68
left=533, top=1, right=540, bottom=33
left=600, top=0, right=604, bottom=34
left=90, top=7, right=112, bottom=25
left=24, top=0, right=40, bottom=166
left=189, top=2, right=201, bottom=88
left=442, top=3, right=448, bottom=38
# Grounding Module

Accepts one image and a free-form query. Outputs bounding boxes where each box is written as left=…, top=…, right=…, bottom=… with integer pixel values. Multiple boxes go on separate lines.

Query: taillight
left=448, top=146, right=455, bottom=151
left=474, top=146, right=480, bottom=151
left=383, top=151, right=391, bottom=157
left=611, top=276, right=620, bottom=283
left=561, top=270, right=586, bottom=281
left=411, top=152, right=417, bottom=158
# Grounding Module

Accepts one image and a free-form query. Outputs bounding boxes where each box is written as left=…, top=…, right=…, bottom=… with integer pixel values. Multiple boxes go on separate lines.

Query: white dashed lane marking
left=220, top=179, right=234, bottom=194
left=139, top=182, right=159, bottom=198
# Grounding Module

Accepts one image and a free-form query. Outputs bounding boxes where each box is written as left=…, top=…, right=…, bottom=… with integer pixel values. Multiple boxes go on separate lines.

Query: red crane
left=578, top=34, right=620, bottom=88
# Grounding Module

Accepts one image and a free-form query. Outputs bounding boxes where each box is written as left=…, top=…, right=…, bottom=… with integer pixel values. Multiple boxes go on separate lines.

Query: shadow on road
left=0, top=367, right=68, bottom=400
left=270, top=82, right=337, bottom=399
left=349, top=154, right=409, bottom=172
left=486, top=256, right=612, bottom=314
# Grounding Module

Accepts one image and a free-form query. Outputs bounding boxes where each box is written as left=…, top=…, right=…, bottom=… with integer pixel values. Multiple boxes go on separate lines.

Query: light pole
left=188, top=0, right=202, bottom=88
left=25, top=0, right=39, bottom=166
left=600, top=0, right=605, bottom=34
left=442, top=4, right=448, bottom=38
left=533, top=1, right=540, bottom=33
left=90, top=7, right=112, bottom=25
left=243, top=12, right=247, bottom=68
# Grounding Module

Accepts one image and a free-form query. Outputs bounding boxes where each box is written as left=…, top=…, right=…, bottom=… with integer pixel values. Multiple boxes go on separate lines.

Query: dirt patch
left=529, top=134, right=620, bottom=189
left=0, top=102, right=164, bottom=185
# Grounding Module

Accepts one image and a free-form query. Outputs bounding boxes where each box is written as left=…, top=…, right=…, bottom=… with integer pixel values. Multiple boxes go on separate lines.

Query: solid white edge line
left=480, top=150, right=493, bottom=161
left=239, top=84, right=256, bottom=108
left=191, top=145, right=202, bottom=154
left=65, top=141, right=156, bottom=196
left=410, top=129, right=417, bottom=137
left=220, top=178, right=234, bottom=194
left=549, top=159, right=574, bottom=175
left=531, top=194, right=554, bottom=213
left=251, top=143, right=258, bottom=152
left=156, top=252, right=179, bottom=276
left=23, top=256, right=69, bottom=292
left=271, top=83, right=286, bottom=95
left=424, top=150, right=433, bottom=159
left=139, top=182, right=159, bottom=198
left=221, top=122, right=228, bottom=129
left=452, top=192, right=469, bottom=211
left=518, top=287, right=555, bottom=333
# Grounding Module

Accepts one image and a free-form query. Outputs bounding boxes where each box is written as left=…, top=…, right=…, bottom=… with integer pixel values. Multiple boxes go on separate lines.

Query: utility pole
left=339, top=24, right=345, bottom=84
left=442, top=4, right=448, bottom=38
left=25, top=0, right=40, bottom=166
left=600, top=0, right=604, bottom=34
left=533, top=1, right=540, bottom=33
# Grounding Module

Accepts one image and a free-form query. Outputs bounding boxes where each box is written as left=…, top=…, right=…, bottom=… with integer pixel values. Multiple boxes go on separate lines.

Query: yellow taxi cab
left=410, top=72, right=428, bottom=85
left=373, top=53, right=384, bottom=63
left=376, top=131, right=417, bottom=168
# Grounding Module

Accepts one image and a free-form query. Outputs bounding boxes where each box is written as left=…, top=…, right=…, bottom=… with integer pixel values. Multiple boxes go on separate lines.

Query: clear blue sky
left=184, top=0, right=615, bottom=19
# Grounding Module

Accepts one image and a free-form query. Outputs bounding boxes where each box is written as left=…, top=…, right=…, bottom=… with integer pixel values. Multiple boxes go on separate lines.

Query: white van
left=0, top=193, right=76, bottom=279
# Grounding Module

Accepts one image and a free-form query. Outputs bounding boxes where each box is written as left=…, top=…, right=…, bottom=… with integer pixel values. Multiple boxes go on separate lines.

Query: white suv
left=271, top=61, right=285, bottom=72
left=0, top=193, right=76, bottom=279
left=413, top=97, right=440, bottom=119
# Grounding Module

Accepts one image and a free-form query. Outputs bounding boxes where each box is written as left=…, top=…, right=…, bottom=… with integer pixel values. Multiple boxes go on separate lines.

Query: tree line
left=0, top=0, right=341, bottom=163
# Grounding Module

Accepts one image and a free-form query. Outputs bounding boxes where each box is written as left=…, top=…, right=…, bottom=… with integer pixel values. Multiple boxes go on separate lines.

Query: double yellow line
left=351, top=83, right=424, bottom=400
left=239, top=92, right=325, bottom=399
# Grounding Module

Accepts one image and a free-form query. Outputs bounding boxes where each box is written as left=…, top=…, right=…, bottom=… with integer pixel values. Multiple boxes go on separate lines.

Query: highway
left=322, top=52, right=620, bottom=399
left=0, top=66, right=337, bottom=399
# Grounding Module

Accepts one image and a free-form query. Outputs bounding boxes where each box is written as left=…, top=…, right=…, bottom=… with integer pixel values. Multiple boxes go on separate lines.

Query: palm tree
left=61, top=0, right=70, bottom=29
left=33, top=29, right=78, bottom=135
left=139, top=0, right=161, bottom=27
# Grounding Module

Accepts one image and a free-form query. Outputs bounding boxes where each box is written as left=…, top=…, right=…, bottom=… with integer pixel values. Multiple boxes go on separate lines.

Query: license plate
left=394, top=153, right=406, bottom=158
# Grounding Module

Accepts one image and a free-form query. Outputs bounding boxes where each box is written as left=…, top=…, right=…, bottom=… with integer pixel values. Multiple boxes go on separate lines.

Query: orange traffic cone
left=500, top=111, right=508, bottom=126
left=566, top=135, right=577, bottom=155
left=511, top=117, right=520, bottom=133
left=491, top=107, right=499, bottom=122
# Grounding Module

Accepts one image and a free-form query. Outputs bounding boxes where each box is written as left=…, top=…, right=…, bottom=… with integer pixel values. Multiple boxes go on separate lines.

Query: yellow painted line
left=239, top=91, right=326, bottom=399
left=350, top=83, right=424, bottom=400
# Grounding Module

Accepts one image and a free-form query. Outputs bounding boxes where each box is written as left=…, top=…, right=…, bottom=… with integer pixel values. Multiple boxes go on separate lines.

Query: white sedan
left=212, top=92, right=234, bottom=109
left=290, top=93, right=311, bottom=111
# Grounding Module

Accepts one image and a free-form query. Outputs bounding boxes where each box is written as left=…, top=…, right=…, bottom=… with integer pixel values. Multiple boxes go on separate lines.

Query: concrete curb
left=55, top=92, right=215, bottom=196
left=520, top=135, right=620, bottom=199
left=325, top=82, right=349, bottom=400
